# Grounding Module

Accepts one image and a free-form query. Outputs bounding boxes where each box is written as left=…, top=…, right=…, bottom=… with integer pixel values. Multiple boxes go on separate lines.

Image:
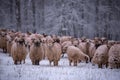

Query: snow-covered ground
left=0, top=51, right=120, bottom=80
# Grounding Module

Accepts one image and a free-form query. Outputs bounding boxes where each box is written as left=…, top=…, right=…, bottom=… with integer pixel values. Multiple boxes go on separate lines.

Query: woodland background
left=0, top=0, right=120, bottom=40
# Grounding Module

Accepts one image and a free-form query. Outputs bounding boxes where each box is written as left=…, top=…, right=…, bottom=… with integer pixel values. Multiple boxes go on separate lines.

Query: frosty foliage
left=0, top=0, right=120, bottom=40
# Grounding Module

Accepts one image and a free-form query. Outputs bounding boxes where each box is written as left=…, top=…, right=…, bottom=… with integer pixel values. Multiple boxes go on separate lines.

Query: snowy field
left=0, top=50, right=120, bottom=80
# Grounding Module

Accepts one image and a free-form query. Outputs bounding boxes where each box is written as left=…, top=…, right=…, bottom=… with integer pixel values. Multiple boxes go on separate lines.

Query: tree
left=31, top=0, right=36, bottom=33
left=15, top=0, right=21, bottom=31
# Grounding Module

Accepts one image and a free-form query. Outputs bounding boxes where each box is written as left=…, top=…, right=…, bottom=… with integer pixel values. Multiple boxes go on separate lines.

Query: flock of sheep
left=0, top=29, right=120, bottom=69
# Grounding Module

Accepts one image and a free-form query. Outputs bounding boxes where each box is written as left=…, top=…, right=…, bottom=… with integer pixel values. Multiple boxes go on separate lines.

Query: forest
left=0, top=0, right=120, bottom=40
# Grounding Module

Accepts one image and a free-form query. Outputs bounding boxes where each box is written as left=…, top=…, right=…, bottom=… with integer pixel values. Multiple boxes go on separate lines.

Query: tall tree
left=10, top=0, right=13, bottom=24
left=31, top=0, right=36, bottom=33
left=94, top=0, right=99, bottom=37
left=15, top=0, right=21, bottom=31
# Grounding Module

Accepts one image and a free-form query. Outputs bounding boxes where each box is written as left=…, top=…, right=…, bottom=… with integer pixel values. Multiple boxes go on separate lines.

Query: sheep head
left=32, top=38, right=41, bottom=47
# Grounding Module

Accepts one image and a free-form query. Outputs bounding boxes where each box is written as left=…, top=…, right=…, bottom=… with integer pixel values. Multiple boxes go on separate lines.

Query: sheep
left=107, top=40, right=115, bottom=48
left=41, top=37, right=47, bottom=59
left=78, top=41, right=96, bottom=62
left=108, top=44, right=120, bottom=69
left=60, top=36, right=72, bottom=44
left=29, top=38, right=43, bottom=65
left=24, top=36, right=33, bottom=52
left=46, top=42, right=62, bottom=66
left=92, top=45, right=109, bottom=68
left=0, top=32, right=7, bottom=53
left=66, top=46, right=89, bottom=66
left=72, top=38, right=79, bottom=47
left=61, top=41, right=73, bottom=57
left=81, top=36, right=87, bottom=42
left=6, top=34, right=14, bottom=56
left=29, top=33, right=44, bottom=40
left=115, top=41, right=120, bottom=44
left=46, top=36, right=54, bottom=45
left=101, top=37, right=108, bottom=45
left=42, top=33, right=47, bottom=37
left=11, top=36, right=27, bottom=65
left=93, top=37, right=102, bottom=49
left=78, top=42, right=87, bottom=55
left=51, top=34, right=58, bottom=41
left=87, top=42, right=96, bottom=61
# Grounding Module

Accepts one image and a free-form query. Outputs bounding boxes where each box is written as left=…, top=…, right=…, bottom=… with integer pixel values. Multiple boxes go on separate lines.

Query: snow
left=0, top=50, right=120, bottom=80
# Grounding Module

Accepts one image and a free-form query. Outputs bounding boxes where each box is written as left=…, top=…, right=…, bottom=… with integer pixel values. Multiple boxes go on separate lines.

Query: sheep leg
left=14, top=60, right=17, bottom=65
left=5, top=49, right=7, bottom=53
left=69, top=60, right=72, bottom=66
left=53, top=61, right=56, bottom=66
left=3, top=48, right=5, bottom=53
left=90, top=58, right=92, bottom=62
left=23, top=60, right=25, bottom=64
left=56, top=61, right=58, bottom=66
left=109, top=63, right=113, bottom=69
left=117, top=63, right=120, bottom=69
left=35, top=60, right=39, bottom=65
left=37, top=60, right=39, bottom=65
left=85, top=56, right=88, bottom=63
left=105, top=63, right=108, bottom=68
left=9, top=53, right=11, bottom=56
left=98, top=64, right=102, bottom=68
left=74, top=60, right=77, bottom=66
left=116, top=63, right=119, bottom=69
left=54, top=60, right=58, bottom=66
left=32, top=60, right=35, bottom=65
left=3, top=48, right=7, bottom=53
left=32, top=62, right=34, bottom=65
left=49, top=61, right=52, bottom=66
left=20, top=61, right=21, bottom=64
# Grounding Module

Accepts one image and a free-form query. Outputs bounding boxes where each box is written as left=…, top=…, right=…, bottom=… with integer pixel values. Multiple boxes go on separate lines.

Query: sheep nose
left=35, top=42, right=40, bottom=46
left=9, top=41, right=11, bottom=43
left=74, top=45, right=77, bottom=47
left=19, top=41, right=24, bottom=45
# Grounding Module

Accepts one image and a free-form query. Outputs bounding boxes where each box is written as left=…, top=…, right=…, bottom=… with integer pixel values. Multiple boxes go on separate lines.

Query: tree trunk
left=10, top=0, right=13, bottom=24
left=95, top=0, right=99, bottom=37
left=32, top=0, right=36, bottom=33
left=15, top=0, right=21, bottom=31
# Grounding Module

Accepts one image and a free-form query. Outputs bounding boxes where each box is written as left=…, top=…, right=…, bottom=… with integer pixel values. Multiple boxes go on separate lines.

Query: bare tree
left=31, top=0, right=36, bottom=33
left=15, top=0, right=21, bottom=31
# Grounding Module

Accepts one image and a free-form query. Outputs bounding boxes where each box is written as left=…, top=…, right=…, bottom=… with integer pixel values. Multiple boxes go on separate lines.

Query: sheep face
left=62, top=44, right=70, bottom=53
left=0, top=32, right=7, bottom=37
left=101, top=37, right=108, bottom=44
left=72, top=39, right=79, bottom=47
left=33, top=39, right=41, bottom=47
left=79, top=54, right=89, bottom=63
left=62, top=46, right=67, bottom=53
left=41, top=38, right=46, bottom=43
left=107, top=41, right=115, bottom=49
left=47, top=43, right=54, bottom=48
left=8, top=38, right=13, bottom=43
left=16, top=37, right=25, bottom=45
